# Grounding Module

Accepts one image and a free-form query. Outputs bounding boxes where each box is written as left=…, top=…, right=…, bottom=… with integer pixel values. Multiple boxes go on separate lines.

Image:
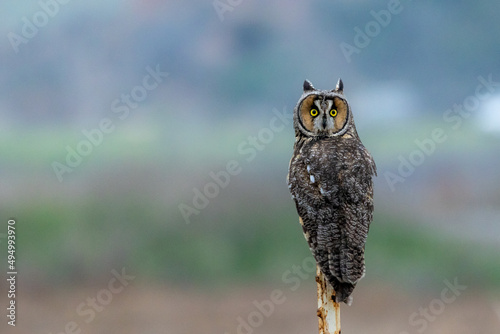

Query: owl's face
left=294, top=79, right=352, bottom=138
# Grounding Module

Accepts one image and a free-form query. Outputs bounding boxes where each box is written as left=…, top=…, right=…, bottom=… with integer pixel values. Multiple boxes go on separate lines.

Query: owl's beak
left=322, top=117, right=327, bottom=129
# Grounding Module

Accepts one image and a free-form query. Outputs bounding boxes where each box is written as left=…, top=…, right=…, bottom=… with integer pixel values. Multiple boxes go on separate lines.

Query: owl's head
left=293, top=79, right=357, bottom=138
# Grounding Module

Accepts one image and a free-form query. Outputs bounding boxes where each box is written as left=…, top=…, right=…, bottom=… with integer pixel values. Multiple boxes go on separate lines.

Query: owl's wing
left=327, top=145, right=375, bottom=283
left=328, top=171, right=374, bottom=285
left=298, top=203, right=358, bottom=303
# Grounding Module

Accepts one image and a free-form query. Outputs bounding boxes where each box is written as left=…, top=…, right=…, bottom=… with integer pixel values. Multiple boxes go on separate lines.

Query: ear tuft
left=335, top=78, right=344, bottom=93
left=303, top=79, right=315, bottom=92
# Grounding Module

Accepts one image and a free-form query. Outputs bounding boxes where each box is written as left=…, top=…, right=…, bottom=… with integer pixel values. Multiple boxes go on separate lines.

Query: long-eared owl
left=287, top=79, right=376, bottom=305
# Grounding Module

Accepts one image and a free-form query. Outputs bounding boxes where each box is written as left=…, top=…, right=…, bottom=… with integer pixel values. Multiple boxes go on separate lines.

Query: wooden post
left=316, top=265, right=341, bottom=334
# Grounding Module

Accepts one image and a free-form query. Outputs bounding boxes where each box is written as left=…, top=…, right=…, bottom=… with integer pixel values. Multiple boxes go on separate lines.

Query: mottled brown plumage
left=287, top=79, right=376, bottom=305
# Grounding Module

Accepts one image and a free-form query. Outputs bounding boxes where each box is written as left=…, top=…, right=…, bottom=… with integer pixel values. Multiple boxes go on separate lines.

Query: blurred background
left=1, top=0, right=500, bottom=333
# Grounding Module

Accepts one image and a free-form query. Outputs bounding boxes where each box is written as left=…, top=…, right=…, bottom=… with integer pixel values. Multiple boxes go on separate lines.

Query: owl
left=287, top=79, right=376, bottom=305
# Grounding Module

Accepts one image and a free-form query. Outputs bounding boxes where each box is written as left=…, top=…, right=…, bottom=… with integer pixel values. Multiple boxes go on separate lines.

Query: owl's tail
left=333, top=282, right=355, bottom=305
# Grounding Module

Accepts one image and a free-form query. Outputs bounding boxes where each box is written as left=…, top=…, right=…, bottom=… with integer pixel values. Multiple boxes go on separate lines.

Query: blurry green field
left=11, top=194, right=500, bottom=290
left=2, top=122, right=499, bottom=292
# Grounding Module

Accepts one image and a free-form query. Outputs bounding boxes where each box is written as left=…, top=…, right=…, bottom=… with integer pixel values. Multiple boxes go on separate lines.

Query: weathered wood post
left=316, top=265, right=341, bottom=334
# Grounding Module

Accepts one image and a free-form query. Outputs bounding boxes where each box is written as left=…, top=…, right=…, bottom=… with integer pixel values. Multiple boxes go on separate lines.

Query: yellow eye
left=330, top=109, right=337, bottom=117
left=310, top=109, right=318, bottom=117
